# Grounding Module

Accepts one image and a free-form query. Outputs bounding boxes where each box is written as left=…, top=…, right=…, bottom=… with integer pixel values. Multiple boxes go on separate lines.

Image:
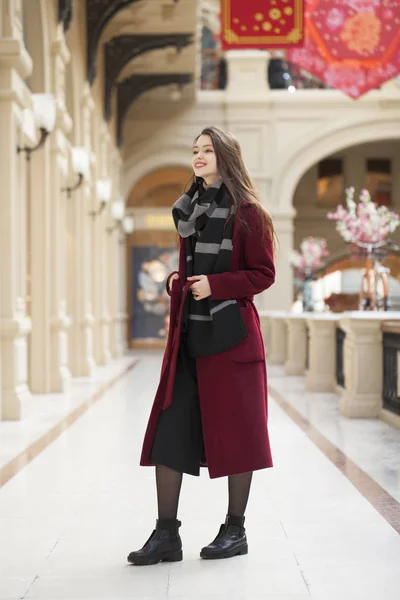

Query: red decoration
left=221, top=0, right=304, bottom=50
left=287, top=0, right=400, bottom=99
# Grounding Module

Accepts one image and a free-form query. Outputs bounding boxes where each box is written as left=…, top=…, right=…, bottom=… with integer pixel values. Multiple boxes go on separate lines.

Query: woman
left=127, top=126, right=276, bottom=566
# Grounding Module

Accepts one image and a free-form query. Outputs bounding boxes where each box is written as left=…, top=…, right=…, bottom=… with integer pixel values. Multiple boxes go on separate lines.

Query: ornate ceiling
left=62, top=0, right=196, bottom=146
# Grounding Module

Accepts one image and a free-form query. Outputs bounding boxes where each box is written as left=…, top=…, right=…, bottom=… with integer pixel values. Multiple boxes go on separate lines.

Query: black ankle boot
left=200, top=515, right=248, bottom=560
left=127, top=519, right=182, bottom=566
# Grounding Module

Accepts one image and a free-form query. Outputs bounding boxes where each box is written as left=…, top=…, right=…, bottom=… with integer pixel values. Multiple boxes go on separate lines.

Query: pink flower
left=328, top=187, right=400, bottom=246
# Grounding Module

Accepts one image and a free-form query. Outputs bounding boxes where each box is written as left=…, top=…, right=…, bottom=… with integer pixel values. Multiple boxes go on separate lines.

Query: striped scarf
left=172, top=179, right=247, bottom=357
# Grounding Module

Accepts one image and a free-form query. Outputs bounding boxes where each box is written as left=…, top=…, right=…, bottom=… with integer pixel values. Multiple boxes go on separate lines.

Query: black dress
left=150, top=236, right=205, bottom=476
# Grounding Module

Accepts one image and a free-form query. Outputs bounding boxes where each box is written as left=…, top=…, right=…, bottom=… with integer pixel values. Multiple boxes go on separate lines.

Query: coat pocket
left=226, top=306, right=265, bottom=363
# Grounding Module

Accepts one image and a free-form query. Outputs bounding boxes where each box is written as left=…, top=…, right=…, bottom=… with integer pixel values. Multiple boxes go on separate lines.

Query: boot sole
left=200, top=543, right=248, bottom=560
left=128, top=549, right=183, bottom=566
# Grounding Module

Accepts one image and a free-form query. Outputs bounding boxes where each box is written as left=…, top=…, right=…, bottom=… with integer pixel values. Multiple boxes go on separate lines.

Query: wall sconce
left=121, top=216, right=135, bottom=242
left=119, top=216, right=135, bottom=245
left=17, top=94, right=56, bottom=160
left=123, top=216, right=135, bottom=234
left=62, top=146, right=90, bottom=198
left=107, top=200, right=125, bottom=233
left=89, top=178, right=112, bottom=218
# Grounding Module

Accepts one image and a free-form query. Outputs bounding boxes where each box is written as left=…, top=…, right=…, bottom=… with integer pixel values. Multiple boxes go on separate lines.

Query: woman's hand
left=187, top=275, right=211, bottom=301
left=168, top=273, right=180, bottom=293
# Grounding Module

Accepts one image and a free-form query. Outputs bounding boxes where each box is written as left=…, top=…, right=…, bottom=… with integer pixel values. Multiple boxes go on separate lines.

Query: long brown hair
left=193, top=126, right=276, bottom=251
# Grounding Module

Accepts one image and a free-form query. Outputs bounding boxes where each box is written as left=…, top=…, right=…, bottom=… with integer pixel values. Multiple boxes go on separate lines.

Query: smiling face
left=192, top=134, right=219, bottom=186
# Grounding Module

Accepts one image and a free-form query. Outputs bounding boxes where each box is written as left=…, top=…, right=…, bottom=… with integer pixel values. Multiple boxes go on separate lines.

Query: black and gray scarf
left=172, top=179, right=247, bottom=357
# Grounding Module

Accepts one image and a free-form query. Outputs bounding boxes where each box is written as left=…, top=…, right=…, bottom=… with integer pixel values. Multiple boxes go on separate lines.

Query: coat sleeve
left=207, top=205, right=275, bottom=300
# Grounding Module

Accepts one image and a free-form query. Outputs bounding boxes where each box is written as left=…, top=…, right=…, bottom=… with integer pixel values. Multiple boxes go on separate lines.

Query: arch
left=127, top=166, right=192, bottom=208
left=123, top=145, right=192, bottom=198
left=273, top=119, right=400, bottom=210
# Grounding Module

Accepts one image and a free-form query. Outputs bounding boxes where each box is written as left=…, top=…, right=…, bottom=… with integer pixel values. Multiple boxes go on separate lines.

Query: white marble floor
left=268, top=365, right=400, bottom=502
left=1, top=352, right=400, bottom=600
left=0, top=356, right=135, bottom=471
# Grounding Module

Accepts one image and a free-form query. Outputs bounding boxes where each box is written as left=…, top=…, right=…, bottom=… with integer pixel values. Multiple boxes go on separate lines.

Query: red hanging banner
left=287, top=0, right=400, bottom=99
left=221, top=0, right=304, bottom=50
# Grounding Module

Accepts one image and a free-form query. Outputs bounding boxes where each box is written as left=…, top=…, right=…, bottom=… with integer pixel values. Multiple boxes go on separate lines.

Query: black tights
left=155, top=464, right=253, bottom=520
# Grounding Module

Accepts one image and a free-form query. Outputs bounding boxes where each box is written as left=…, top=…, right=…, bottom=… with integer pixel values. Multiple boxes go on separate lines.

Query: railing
left=336, top=327, right=346, bottom=387
left=382, top=323, right=400, bottom=415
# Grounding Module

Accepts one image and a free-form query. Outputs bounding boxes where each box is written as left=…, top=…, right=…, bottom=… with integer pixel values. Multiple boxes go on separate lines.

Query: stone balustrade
left=339, top=312, right=400, bottom=419
left=259, top=311, right=288, bottom=365
left=261, top=310, right=400, bottom=428
left=284, top=315, right=308, bottom=376
left=306, top=314, right=340, bottom=392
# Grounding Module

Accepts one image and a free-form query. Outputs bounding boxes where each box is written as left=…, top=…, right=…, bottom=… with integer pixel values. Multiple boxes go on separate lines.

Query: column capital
left=0, top=38, right=32, bottom=79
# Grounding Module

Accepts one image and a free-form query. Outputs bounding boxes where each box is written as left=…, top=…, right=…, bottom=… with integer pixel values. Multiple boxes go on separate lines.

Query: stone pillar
left=91, top=120, right=110, bottom=365
left=66, top=80, right=96, bottom=378
left=285, top=315, right=307, bottom=375
left=306, top=314, right=339, bottom=392
left=339, top=313, right=400, bottom=417
left=267, top=313, right=288, bottom=365
left=0, top=3, right=32, bottom=419
left=268, top=211, right=295, bottom=311
left=67, top=175, right=96, bottom=377
left=109, top=150, right=124, bottom=358
left=49, top=30, right=72, bottom=392
left=109, top=230, right=121, bottom=358
left=97, top=126, right=112, bottom=364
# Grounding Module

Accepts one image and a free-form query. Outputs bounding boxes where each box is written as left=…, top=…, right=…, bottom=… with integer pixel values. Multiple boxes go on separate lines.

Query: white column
left=0, top=6, right=32, bottom=419
left=49, top=31, right=72, bottom=392
left=306, top=314, right=339, bottom=392
left=285, top=315, right=307, bottom=376
left=109, top=230, right=121, bottom=358
left=267, top=211, right=295, bottom=311
left=97, top=127, right=112, bottom=364
left=67, top=85, right=96, bottom=378
left=109, top=151, right=124, bottom=358
left=67, top=175, right=96, bottom=377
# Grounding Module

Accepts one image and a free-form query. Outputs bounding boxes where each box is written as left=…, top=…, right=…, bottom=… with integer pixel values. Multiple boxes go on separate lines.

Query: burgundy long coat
left=140, top=203, right=276, bottom=479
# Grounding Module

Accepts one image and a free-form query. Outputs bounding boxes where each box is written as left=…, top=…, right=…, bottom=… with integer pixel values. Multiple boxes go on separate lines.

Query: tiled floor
left=0, top=356, right=136, bottom=472
left=0, top=352, right=400, bottom=599
left=268, top=365, right=400, bottom=503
